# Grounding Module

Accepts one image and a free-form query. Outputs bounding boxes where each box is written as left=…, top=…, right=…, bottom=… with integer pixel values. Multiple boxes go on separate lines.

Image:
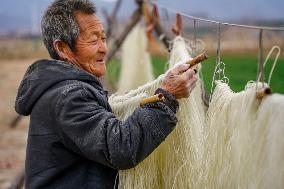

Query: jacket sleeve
left=55, top=83, right=178, bottom=170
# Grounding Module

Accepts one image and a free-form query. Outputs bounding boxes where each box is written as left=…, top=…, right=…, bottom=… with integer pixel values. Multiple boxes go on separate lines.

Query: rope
left=266, top=46, right=281, bottom=85
left=147, top=1, right=284, bottom=31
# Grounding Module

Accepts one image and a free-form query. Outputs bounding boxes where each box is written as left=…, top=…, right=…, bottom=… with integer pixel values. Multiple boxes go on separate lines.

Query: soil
left=0, top=59, right=34, bottom=189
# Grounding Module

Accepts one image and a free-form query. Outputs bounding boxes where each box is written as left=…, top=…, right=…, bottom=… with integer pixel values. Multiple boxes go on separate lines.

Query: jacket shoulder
left=54, top=80, right=109, bottom=109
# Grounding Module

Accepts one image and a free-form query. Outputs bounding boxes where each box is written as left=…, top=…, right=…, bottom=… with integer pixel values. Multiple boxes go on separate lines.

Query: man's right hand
left=160, top=64, right=197, bottom=99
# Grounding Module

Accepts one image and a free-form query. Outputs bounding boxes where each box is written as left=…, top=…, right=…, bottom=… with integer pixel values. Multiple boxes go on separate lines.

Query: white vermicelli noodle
left=118, top=23, right=154, bottom=93
left=110, top=36, right=206, bottom=189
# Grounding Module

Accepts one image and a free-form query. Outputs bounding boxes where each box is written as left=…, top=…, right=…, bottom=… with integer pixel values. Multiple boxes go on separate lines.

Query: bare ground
left=0, top=59, right=35, bottom=189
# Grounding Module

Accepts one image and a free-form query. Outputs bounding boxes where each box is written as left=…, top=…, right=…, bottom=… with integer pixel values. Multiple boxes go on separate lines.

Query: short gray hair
left=41, top=0, right=96, bottom=59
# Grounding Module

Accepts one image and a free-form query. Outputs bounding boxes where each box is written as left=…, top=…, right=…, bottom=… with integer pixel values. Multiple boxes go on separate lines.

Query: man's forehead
left=75, top=12, right=104, bottom=30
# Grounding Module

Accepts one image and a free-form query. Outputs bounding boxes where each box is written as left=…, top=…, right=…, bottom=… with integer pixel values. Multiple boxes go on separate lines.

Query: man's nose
left=98, top=41, right=108, bottom=54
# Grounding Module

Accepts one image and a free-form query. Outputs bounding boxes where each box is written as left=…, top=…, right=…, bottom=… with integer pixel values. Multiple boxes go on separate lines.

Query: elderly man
left=15, top=0, right=197, bottom=188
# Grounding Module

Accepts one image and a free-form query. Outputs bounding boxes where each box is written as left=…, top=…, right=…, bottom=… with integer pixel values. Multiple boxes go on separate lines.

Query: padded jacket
left=15, top=59, right=179, bottom=189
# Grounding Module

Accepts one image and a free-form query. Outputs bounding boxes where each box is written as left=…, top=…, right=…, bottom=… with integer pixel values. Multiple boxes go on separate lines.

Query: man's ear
left=53, top=40, right=74, bottom=61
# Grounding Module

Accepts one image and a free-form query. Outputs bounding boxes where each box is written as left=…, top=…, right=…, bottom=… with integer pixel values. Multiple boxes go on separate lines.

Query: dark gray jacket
left=15, top=59, right=179, bottom=189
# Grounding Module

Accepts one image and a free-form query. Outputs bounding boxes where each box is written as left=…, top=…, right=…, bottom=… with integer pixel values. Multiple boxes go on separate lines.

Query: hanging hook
left=255, top=29, right=275, bottom=99
left=257, top=29, right=264, bottom=85
left=172, top=13, right=183, bottom=36
left=216, top=23, right=221, bottom=80
left=210, top=22, right=223, bottom=101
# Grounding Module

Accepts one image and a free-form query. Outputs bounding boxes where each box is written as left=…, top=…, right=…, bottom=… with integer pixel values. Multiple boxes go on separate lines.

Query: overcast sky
left=0, top=0, right=283, bottom=33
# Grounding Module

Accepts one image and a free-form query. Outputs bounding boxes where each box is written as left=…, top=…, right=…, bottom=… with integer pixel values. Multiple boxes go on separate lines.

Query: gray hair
left=41, top=0, right=96, bottom=59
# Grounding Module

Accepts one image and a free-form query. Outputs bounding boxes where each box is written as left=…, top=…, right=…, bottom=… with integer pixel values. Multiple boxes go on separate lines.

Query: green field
left=107, top=55, right=284, bottom=94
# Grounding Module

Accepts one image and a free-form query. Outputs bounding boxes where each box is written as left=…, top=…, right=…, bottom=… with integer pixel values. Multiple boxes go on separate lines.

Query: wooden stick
left=140, top=93, right=165, bottom=106
left=186, top=52, right=209, bottom=68
left=103, top=0, right=123, bottom=38
left=256, top=87, right=272, bottom=99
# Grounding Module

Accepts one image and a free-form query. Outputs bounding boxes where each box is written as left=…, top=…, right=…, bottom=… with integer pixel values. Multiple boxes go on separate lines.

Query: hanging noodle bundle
left=158, top=37, right=206, bottom=189
left=254, top=93, right=284, bottom=189
left=110, top=32, right=284, bottom=188
left=110, top=77, right=163, bottom=189
left=109, top=78, right=163, bottom=189
left=117, top=22, right=154, bottom=93
left=109, top=36, right=206, bottom=189
left=204, top=81, right=262, bottom=188
left=203, top=80, right=284, bottom=189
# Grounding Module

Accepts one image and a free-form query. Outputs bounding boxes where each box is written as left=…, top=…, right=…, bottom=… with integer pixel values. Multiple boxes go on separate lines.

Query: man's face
left=71, top=12, right=108, bottom=77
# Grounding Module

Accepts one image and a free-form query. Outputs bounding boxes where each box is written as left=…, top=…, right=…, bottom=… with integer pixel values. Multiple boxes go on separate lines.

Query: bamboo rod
left=256, top=87, right=272, bottom=99
left=186, top=52, right=209, bottom=68
left=140, top=93, right=165, bottom=106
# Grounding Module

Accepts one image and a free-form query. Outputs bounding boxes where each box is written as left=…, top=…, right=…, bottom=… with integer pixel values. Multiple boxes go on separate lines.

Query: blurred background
left=0, top=0, right=283, bottom=188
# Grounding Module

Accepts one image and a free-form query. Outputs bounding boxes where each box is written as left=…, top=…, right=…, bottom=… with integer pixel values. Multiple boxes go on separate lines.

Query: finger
left=191, top=75, right=198, bottom=82
left=187, top=80, right=197, bottom=94
left=171, top=64, right=190, bottom=75
left=182, top=68, right=195, bottom=80
left=185, top=76, right=197, bottom=90
left=186, top=76, right=197, bottom=87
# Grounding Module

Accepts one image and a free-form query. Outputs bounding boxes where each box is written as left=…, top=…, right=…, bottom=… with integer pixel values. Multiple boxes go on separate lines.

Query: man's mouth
left=96, top=58, right=105, bottom=64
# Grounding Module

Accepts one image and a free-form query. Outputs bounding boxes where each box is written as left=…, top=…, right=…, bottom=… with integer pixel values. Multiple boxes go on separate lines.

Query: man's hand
left=161, top=64, right=197, bottom=99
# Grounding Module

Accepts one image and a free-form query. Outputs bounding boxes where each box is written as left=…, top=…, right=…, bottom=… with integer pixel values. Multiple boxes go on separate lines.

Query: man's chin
left=90, top=67, right=106, bottom=78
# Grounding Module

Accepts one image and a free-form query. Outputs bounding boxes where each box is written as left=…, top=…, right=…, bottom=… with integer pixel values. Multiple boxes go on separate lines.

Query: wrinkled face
left=72, top=12, right=108, bottom=77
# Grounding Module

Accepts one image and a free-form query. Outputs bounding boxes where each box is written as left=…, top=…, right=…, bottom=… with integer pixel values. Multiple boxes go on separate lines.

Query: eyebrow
left=90, top=30, right=106, bottom=36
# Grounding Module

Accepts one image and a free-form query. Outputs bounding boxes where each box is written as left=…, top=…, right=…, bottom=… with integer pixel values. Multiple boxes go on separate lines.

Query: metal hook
left=216, top=23, right=221, bottom=80
left=210, top=22, right=223, bottom=101
left=193, top=19, right=197, bottom=56
left=255, top=29, right=276, bottom=99
left=257, top=29, right=264, bottom=86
